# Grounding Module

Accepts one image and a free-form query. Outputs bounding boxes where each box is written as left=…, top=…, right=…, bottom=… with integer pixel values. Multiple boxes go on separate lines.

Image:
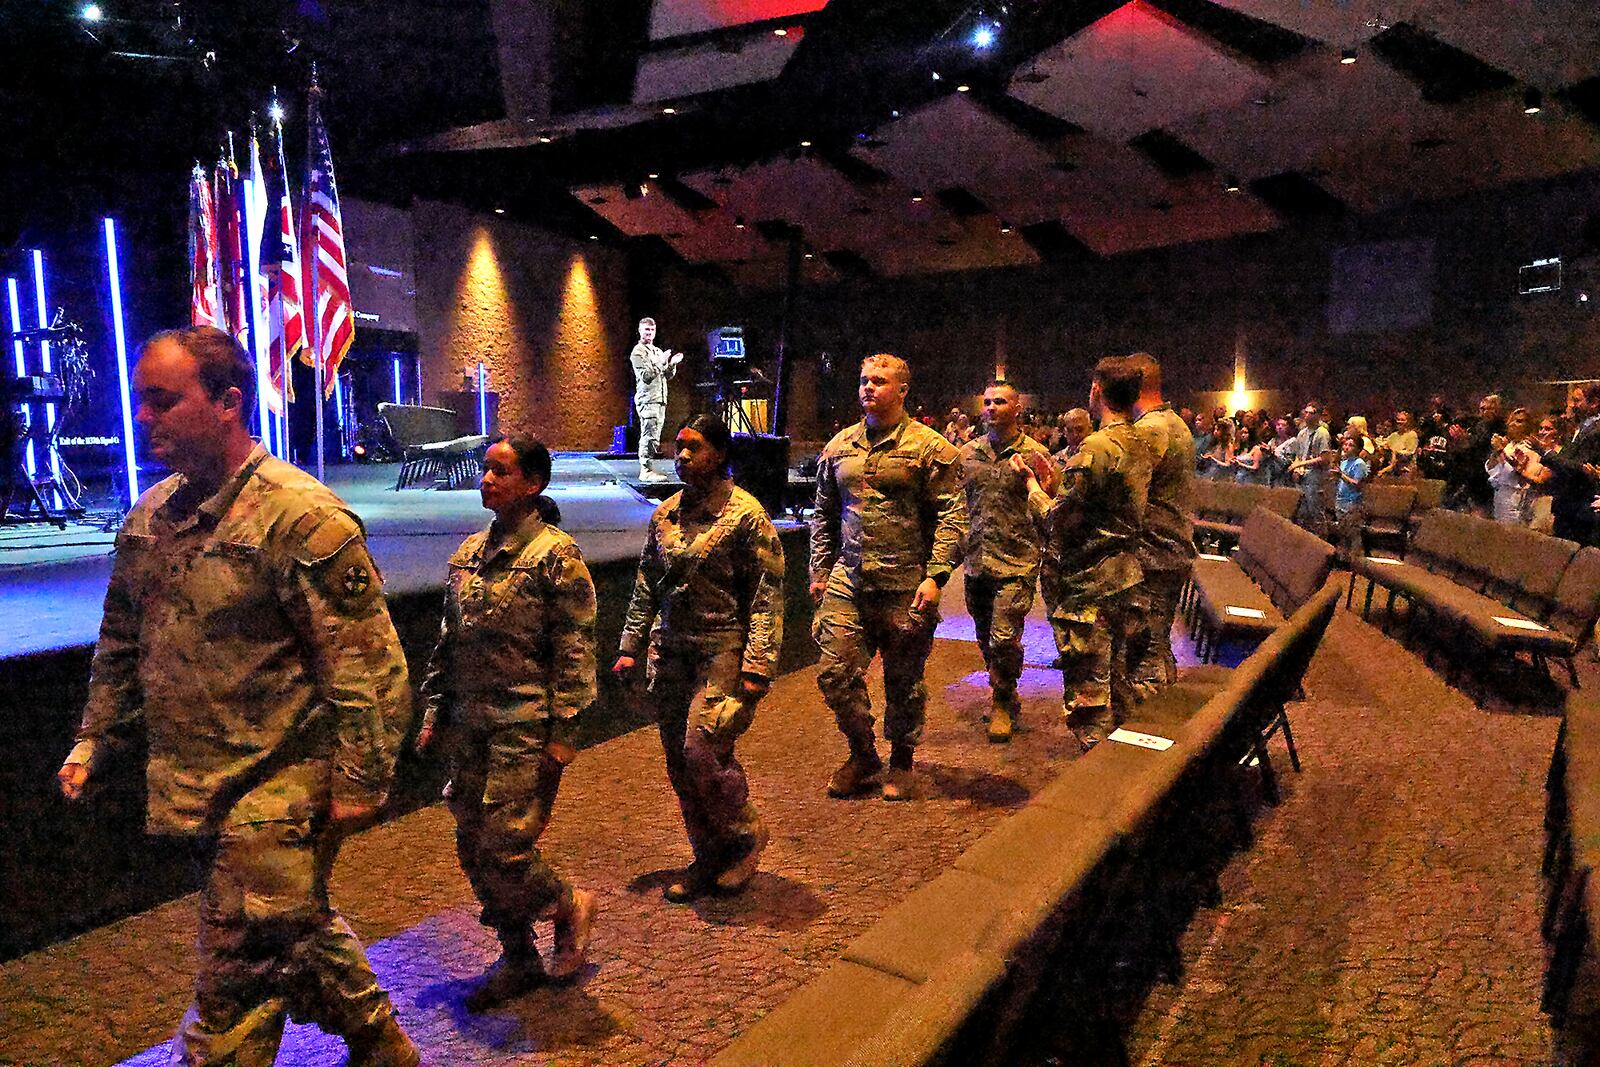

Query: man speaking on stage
left=631, top=317, right=682, bottom=482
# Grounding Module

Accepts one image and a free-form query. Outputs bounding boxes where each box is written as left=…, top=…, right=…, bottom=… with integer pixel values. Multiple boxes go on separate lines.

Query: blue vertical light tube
left=476, top=361, right=487, bottom=435
left=332, top=371, right=347, bottom=459
left=6, top=278, right=34, bottom=477
left=104, top=218, right=140, bottom=505
left=392, top=355, right=403, bottom=405
left=31, top=250, right=62, bottom=501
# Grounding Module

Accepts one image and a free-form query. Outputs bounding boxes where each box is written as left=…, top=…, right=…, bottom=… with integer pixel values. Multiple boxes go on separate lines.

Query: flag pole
left=308, top=68, right=325, bottom=482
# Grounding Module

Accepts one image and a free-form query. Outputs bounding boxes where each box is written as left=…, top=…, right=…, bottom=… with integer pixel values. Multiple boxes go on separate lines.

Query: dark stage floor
left=0, top=454, right=685, bottom=658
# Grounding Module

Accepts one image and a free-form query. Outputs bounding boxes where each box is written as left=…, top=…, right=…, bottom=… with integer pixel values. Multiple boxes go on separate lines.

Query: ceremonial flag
left=264, top=117, right=305, bottom=378
left=242, top=128, right=287, bottom=418
left=214, top=151, right=247, bottom=345
left=300, top=77, right=354, bottom=397
left=187, top=166, right=223, bottom=329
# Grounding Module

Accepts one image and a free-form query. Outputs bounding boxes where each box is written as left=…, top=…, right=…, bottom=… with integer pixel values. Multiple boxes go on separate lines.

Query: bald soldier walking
left=811, top=354, right=967, bottom=800
left=960, top=380, right=1056, bottom=743
left=56, top=326, right=419, bottom=1065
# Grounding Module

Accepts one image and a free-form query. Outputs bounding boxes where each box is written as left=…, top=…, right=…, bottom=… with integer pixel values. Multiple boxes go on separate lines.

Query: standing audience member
left=959, top=382, right=1056, bottom=742
left=1232, top=424, right=1271, bottom=485
left=811, top=354, right=966, bottom=801
left=1288, top=403, right=1334, bottom=535
left=615, top=414, right=786, bottom=902
left=1377, top=410, right=1419, bottom=480
left=1542, top=382, right=1600, bottom=544
left=420, top=435, right=599, bottom=1008
left=1485, top=408, right=1539, bottom=525
left=1334, top=434, right=1370, bottom=561
left=1464, top=394, right=1506, bottom=515
left=1012, top=356, right=1153, bottom=751
left=1199, top=418, right=1235, bottom=481
left=1269, top=416, right=1298, bottom=486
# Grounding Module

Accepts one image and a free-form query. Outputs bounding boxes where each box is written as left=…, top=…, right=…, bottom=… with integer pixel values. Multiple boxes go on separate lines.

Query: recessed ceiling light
left=999, top=223, right=1012, bottom=234
left=774, top=26, right=788, bottom=36
left=931, top=71, right=941, bottom=82
left=956, top=84, right=971, bottom=93
left=648, top=172, right=659, bottom=179
left=589, top=234, right=598, bottom=240
left=911, top=193, right=924, bottom=203
left=799, top=140, right=812, bottom=148
left=538, top=135, right=552, bottom=143
left=1340, top=48, right=1357, bottom=64
left=662, top=106, right=677, bottom=115
left=1524, top=88, right=1543, bottom=115
left=494, top=208, right=505, bottom=214
left=733, top=216, right=747, bottom=229
left=1224, top=176, right=1242, bottom=194
left=804, top=252, right=814, bottom=259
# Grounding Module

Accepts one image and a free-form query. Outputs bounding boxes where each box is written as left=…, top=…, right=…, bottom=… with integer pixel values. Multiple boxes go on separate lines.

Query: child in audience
left=1335, top=434, right=1370, bottom=561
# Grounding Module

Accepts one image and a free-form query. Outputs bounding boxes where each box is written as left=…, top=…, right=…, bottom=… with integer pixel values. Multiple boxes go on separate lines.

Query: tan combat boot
left=987, top=695, right=1017, bottom=743
left=880, top=744, right=918, bottom=801
left=714, top=810, right=769, bottom=893
left=827, top=746, right=883, bottom=797
left=346, top=1015, right=421, bottom=1067
left=549, top=889, right=598, bottom=980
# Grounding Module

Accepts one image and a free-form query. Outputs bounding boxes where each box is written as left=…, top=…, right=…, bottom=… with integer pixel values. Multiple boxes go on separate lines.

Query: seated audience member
left=1199, top=418, right=1235, bottom=480
left=1486, top=407, right=1539, bottom=525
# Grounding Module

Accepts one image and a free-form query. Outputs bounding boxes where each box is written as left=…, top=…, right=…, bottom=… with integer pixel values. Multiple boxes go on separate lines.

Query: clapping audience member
left=1486, top=407, right=1539, bottom=525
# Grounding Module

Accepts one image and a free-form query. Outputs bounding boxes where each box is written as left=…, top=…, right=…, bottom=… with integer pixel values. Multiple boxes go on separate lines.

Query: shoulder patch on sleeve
left=289, top=507, right=365, bottom=567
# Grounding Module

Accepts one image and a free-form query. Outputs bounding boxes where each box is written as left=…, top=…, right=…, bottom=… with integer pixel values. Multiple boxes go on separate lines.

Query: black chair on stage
left=376, top=402, right=489, bottom=490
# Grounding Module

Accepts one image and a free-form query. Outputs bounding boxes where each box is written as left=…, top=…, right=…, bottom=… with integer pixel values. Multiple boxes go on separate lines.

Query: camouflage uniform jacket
left=71, top=445, right=410, bottom=834
left=1027, top=417, right=1153, bottom=607
left=421, top=512, right=597, bottom=747
left=810, top=416, right=967, bottom=592
left=631, top=343, right=671, bottom=407
left=619, top=485, right=785, bottom=678
left=960, top=430, right=1053, bottom=580
left=1135, top=404, right=1198, bottom=574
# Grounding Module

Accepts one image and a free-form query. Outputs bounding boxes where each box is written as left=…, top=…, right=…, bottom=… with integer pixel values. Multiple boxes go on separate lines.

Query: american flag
left=188, top=166, right=223, bottom=329
left=214, top=152, right=248, bottom=348
left=300, top=78, right=354, bottom=397
left=260, top=120, right=300, bottom=408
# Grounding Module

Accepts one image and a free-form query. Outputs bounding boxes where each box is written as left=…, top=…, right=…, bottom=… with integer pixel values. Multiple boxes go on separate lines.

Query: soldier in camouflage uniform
left=1125, top=353, right=1197, bottom=701
left=960, top=381, right=1056, bottom=743
left=1040, top=408, right=1092, bottom=627
left=631, top=317, right=682, bottom=483
left=1014, top=356, right=1153, bottom=750
left=418, top=435, right=598, bottom=1010
left=811, top=354, right=967, bottom=800
left=615, top=414, right=785, bottom=902
left=56, top=326, right=418, bottom=1067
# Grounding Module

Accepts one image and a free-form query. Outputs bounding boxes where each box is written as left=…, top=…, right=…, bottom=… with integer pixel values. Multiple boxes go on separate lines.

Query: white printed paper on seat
left=1493, top=616, right=1549, bottom=632
left=1225, top=606, right=1267, bottom=619
left=1199, top=553, right=1230, bottom=562
left=1366, top=556, right=1404, bottom=566
left=1109, top=728, right=1175, bottom=751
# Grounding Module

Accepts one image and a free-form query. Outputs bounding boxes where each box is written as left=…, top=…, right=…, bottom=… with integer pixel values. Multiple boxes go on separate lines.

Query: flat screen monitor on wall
left=1327, top=238, right=1435, bottom=336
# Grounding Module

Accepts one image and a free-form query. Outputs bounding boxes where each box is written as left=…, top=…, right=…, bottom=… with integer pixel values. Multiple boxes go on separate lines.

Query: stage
left=0, top=452, right=689, bottom=659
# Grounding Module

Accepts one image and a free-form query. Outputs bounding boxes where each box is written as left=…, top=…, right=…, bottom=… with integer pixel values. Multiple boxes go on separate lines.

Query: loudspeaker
left=729, top=433, right=790, bottom=518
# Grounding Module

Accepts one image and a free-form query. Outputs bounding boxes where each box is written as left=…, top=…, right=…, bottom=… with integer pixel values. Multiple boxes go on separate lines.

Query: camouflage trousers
left=1127, top=566, right=1190, bottom=701
left=638, top=402, right=665, bottom=468
left=1050, top=588, right=1139, bottom=733
left=964, top=573, right=1035, bottom=716
left=446, top=720, right=571, bottom=940
left=815, top=571, right=938, bottom=752
left=172, top=761, right=399, bottom=1067
left=649, top=642, right=762, bottom=873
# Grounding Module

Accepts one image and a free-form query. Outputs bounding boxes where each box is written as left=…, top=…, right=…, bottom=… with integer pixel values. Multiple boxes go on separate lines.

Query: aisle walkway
left=1117, top=609, right=1561, bottom=1067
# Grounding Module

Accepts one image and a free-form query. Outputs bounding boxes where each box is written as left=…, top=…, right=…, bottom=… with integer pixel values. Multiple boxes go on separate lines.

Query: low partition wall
left=1543, top=689, right=1600, bottom=1064
left=715, top=584, right=1339, bottom=1067
left=0, top=527, right=818, bottom=960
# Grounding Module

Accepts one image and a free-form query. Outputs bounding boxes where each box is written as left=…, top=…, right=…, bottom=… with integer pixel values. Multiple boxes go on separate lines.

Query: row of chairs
left=1350, top=478, right=1446, bottom=558
left=714, top=584, right=1343, bottom=1067
left=1542, top=691, right=1600, bottom=1062
left=1193, top=481, right=1300, bottom=550
left=1183, top=507, right=1336, bottom=664
left=1349, top=508, right=1600, bottom=687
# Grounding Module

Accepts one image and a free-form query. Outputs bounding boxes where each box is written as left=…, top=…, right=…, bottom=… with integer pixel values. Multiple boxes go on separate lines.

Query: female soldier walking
left=614, top=415, right=786, bottom=902
left=419, top=435, right=598, bottom=1010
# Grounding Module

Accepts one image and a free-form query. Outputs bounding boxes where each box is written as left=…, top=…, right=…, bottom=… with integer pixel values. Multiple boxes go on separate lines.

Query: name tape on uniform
left=1109, top=728, right=1175, bottom=751
left=1493, top=616, right=1548, bottom=631
left=1225, top=606, right=1267, bottom=619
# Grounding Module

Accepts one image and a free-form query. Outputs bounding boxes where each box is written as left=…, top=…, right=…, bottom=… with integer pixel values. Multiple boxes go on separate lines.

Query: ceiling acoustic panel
left=648, top=0, right=829, bottom=42
left=1204, top=0, right=1425, bottom=49
left=633, top=29, right=804, bottom=104
left=1411, top=0, right=1600, bottom=92
left=1007, top=0, right=1273, bottom=143
left=849, top=95, right=1084, bottom=227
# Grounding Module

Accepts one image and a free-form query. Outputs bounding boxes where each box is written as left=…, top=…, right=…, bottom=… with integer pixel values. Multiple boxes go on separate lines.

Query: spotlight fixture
left=662, top=106, right=677, bottom=115
left=1339, top=48, right=1357, bottom=64
left=268, top=102, right=285, bottom=123
left=891, top=110, right=900, bottom=118
left=956, top=84, right=971, bottom=93
left=773, top=26, right=788, bottom=36
left=1524, top=88, right=1543, bottom=115
left=931, top=71, right=941, bottom=82
left=971, top=22, right=997, bottom=49
left=81, top=3, right=103, bottom=21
